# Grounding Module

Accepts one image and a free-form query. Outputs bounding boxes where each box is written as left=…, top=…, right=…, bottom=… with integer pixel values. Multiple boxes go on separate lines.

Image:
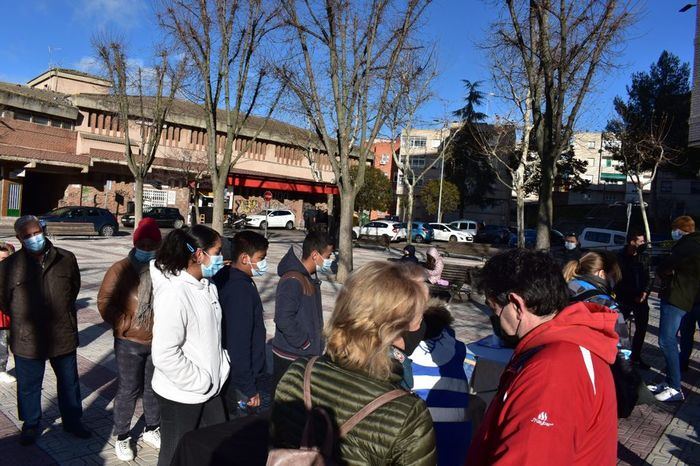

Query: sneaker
left=19, top=425, right=39, bottom=446
left=654, top=387, right=685, bottom=402
left=142, top=427, right=161, bottom=449
left=646, top=382, right=668, bottom=394
left=115, top=437, right=134, bottom=461
left=63, top=422, right=92, bottom=439
left=0, top=371, right=15, bottom=383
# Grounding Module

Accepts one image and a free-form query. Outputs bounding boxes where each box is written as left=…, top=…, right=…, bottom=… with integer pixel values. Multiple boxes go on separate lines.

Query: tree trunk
left=536, top=155, right=554, bottom=250
left=337, top=192, right=355, bottom=283
left=211, top=178, right=226, bottom=233
left=406, top=185, right=415, bottom=244
left=193, top=190, right=201, bottom=225
left=134, top=176, right=144, bottom=225
left=327, top=193, right=334, bottom=218
left=638, top=186, right=651, bottom=243
left=516, top=186, right=525, bottom=248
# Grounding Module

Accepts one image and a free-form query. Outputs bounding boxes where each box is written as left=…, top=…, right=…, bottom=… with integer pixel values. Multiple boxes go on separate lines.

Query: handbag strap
left=303, top=356, right=319, bottom=411
left=338, top=389, right=407, bottom=438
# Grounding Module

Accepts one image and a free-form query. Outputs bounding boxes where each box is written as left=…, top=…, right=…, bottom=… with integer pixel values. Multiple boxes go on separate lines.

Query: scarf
left=128, top=249, right=154, bottom=331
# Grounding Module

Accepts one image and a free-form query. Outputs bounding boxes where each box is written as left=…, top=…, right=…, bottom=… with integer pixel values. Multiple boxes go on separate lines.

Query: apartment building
left=0, top=68, right=339, bottom=223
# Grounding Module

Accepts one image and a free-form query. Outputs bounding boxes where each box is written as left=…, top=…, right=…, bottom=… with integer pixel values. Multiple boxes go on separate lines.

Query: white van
left=579, top=228, right=627, bottom=251
left=448, top=219, right=479, bottom=237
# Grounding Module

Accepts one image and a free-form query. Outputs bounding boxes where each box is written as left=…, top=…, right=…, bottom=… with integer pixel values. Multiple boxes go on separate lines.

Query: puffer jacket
left=658, top=231, right=700, bottom=312
left=0, top=240, right=80, bottom=359
left=271, top=356, right=437, bottom=465
left=97, top=255, right=152, bottom=345
left=271, top=245, right=324, bottom=360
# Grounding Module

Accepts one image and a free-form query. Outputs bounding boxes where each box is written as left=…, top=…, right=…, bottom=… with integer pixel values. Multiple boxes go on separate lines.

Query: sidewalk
left=0, top=235, right=697, bottom=465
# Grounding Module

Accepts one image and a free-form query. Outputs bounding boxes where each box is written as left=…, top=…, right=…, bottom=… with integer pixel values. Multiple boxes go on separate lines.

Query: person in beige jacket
left=98, top=217, right=162, bottom=461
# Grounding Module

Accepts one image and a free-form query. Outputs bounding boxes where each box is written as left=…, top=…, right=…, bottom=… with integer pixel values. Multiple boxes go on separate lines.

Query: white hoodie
left=149, top=262, right=230, bottom=404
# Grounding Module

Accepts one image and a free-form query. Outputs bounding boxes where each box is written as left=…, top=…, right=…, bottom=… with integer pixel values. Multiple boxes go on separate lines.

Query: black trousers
left=113, top=338, right=159, bottom=436
left=624, top=301, right=650, bottom=362
left=156, top=393, right=227, bottom=466
left=272, top=354, right=295, bottom=394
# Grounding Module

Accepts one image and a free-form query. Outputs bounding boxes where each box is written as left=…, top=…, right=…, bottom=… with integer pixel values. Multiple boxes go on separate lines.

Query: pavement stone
left=0, top=233, right=696, bottom=465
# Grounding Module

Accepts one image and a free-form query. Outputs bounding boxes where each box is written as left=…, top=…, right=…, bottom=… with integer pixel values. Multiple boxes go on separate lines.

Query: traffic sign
left=263, top=190, right=273, bottom=202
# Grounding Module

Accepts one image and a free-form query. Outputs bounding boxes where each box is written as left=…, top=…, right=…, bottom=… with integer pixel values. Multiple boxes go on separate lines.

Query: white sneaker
left=0, top=372, right=15, bottom=383
left=654, top=387, right=685, bottom=402
left=142, top=428, right=161, bottom=449
left=115, top=437, right=134, bottom=461
left=646, top=382, right=668, bottom=394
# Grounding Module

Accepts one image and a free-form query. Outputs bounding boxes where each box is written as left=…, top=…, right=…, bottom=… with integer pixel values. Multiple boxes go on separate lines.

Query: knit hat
left=671, top=215, right=695, bottom=233
left=133, top=217, right=162, bottom=246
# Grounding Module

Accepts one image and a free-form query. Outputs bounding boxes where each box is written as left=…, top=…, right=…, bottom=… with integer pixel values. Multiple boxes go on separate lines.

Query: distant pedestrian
left=213, top=231, right=269, bottom=418
left=400, top=244, right=419, bottom=264
left=409, top=300, right=470, bottom=466
left=467, top=249, right=619, bottom=465
left=0, top=215, right=90, bottom=446
left=150, top=225, right=230, bottom=466
left=554, top=232, right=583, bottom=267
left=271, top=231, right=334, bottom=388
left=97, top=218, right=162, bottom=461
left=424, top=247, right=449, bottom=286
left=653, top=215, right=700, bottom=402
left=0, top=241, right=15, bottom=384
left=615, top=229, right=652, bottom=368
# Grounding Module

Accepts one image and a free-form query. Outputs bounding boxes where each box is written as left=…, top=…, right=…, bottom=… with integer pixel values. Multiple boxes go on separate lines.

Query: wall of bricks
left=0, top=116, right=76, bottom=154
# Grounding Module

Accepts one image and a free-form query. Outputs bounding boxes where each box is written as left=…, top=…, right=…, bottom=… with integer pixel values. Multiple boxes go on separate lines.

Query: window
left=587, top=141, right=596, bottom=149
left=380, top=154, right=389, bottom=165
left=584, top=231, right=611, bottom=244
left=604, top=158, right=613, bottom=167
left=660, top=181, right=673, bottom=194
left=14, top=112, right=31, bottom=122
left=409, top=157, right=425, bottom=169
left=33, top=115, right=49, bottom=125
left=614, top=235, right=626, bottom=245
left=409, top=137, right=427, bottom=148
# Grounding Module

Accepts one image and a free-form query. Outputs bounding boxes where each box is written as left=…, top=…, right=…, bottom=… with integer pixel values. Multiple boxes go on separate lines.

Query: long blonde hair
left=563, top=251, right=621, bottom=283
left=325, top=261, right=428, bottom=380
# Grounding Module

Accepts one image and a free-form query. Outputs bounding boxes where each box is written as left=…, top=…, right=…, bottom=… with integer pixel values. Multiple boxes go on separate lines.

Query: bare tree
left=94, top=37, right=186, bottom=225
left=497, top=0, right=636, bottom=249
left=159, top=0, right=285, bottom=233
left=605, top=117, right=676, bottom=242
left=276, top=0, right=431, bottom=281
left=172, top=147, right=209, bottom=224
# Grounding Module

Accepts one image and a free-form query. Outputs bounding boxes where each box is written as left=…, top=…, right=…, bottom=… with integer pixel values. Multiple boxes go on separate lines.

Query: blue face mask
left=316, top=257, right=334, bottom=275
left=201, top=252, right=225, bottom=278
left=23, top=233, right=46, bottom=254
left=671, top=229, right=684, bottom=241
left=252, top=258, right=268, bottom=277
left=134, top=248, right=156, bottom=263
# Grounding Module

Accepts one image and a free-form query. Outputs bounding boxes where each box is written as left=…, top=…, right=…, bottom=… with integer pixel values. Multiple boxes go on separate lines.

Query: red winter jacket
left=466, top=302, right=619, bottom=466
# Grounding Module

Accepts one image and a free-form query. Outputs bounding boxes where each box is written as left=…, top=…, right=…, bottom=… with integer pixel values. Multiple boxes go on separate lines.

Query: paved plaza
left=0, top=233, right=697, bottom=465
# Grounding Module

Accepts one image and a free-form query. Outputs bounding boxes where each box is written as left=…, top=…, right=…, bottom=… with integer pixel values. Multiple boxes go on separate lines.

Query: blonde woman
left=270, top=261, right=436, bottom=465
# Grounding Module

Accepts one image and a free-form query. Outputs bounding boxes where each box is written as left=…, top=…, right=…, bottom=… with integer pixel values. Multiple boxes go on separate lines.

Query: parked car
left=395, top=222, right=434, bottom=243
left=508, top=228, right=564, bottom=248
left=352, top=220, right=400, bottom=241
left=40, top=206, right=119, bottom=237
left=245, top=209, right=296, bottom=229
left=121, top=207, right=185, bottom=228
left=474, top=224, right=512, bottom=244
left=447, top=219, right=479, bottom=237
left=428, top=223, right=473, bottom=243
left=579, top=227, right=626, bottom=251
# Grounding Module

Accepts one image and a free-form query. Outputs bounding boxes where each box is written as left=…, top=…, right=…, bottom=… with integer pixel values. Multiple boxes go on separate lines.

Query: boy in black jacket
left=214, top=231, right=269, bottom=416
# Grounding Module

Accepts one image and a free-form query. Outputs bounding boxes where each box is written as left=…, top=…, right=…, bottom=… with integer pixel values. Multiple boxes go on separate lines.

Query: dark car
left=474, top=225, right=512, bottom=244
left=121, top=207, right=185, bottom=228
left=508, top=228, right=565, bottom=248
left=40, top=206, right=119, bottom=236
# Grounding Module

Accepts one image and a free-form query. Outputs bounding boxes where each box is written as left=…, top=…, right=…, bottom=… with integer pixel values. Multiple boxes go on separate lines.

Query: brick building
left=0, top=68, right=340, bottom=225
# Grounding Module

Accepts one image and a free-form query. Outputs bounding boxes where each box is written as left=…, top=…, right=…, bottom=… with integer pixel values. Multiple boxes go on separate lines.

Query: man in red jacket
left=467, top=249, right=619, bottom=466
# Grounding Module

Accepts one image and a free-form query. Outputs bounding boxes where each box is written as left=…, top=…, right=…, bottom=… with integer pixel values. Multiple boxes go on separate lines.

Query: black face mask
left=489, top=312, right=520, bottom=349
left=636, top=243, right=648, bottom=254
left=401, top=319, right=427, bottom=355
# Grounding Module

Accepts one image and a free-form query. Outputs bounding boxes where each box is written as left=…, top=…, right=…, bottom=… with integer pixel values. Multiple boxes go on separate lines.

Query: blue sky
left=0, top=1, right=695, bottom=131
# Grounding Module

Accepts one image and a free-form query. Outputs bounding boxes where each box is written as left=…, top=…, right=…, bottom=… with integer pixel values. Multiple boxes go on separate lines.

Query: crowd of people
left=0, top=213, right=696, bottom=465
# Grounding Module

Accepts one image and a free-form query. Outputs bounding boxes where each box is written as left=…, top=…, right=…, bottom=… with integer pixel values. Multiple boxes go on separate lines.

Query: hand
left=247, top=393, right=261, bottom=407
left=636, top=292, right=648, bottom=303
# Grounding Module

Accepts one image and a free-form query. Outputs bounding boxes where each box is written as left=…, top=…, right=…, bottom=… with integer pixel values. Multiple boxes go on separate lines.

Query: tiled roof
left=0, top=144, right=89, bottom=166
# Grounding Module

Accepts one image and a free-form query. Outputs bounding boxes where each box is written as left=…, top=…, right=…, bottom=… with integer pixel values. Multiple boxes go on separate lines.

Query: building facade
left=0, top=68, right=340, bottom=225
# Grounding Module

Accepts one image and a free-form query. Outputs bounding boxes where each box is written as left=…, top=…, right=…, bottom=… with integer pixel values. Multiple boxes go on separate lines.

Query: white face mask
left=564, top=241, right=577, bottom=250
left=671, top=229, right=684, bottom=241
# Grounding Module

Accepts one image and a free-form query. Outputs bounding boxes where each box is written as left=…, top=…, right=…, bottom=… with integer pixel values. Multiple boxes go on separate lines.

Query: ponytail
left=155, top=224, right=220, bottom=276
left=562, top=259, right=580, bottom=282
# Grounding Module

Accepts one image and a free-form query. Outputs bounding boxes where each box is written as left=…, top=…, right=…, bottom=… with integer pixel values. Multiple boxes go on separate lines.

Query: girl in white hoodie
left=150, top=225, right=230, bottom=466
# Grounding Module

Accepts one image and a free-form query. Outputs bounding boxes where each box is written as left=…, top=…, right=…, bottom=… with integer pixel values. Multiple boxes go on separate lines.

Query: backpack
left=266, top=357, right=407, bottom=466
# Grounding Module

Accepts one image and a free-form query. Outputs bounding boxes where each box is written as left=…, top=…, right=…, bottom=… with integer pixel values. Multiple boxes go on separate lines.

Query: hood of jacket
left=277, top=244, right=312, bottom=278
left=515, top=301, right=619, bottom=364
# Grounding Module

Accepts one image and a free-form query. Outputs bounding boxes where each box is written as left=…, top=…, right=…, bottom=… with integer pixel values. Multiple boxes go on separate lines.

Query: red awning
left=227, top=173, right=338, bottom=195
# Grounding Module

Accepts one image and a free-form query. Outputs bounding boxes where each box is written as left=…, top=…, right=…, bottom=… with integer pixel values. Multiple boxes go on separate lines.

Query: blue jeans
left=680, top=303, right=700, bottom=369
left=14, top=351, right=83, bottom=428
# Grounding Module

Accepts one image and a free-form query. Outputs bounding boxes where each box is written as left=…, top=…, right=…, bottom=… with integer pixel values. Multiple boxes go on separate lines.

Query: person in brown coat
left=98, top=217, right=162, bottom=461
left=0, top=215, right=88, bottom=446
